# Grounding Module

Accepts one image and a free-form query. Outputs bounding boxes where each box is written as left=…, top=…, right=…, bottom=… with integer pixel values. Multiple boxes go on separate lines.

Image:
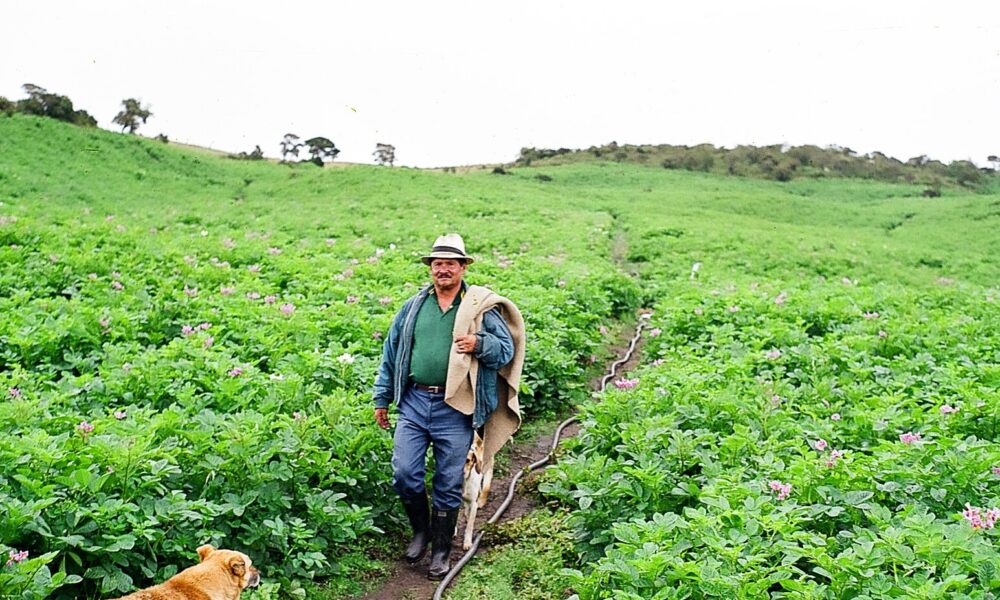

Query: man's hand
left=454, top=334, right=478, bottom=354
left=374, top=407, right=391, bottom=430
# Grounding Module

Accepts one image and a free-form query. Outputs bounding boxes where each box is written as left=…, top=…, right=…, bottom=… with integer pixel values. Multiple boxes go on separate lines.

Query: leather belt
left=412, top=382, right=445, bottom=394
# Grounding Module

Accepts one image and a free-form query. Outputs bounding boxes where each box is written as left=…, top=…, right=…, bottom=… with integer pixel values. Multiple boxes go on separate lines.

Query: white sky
left=2, top=1, right=998, bottom=168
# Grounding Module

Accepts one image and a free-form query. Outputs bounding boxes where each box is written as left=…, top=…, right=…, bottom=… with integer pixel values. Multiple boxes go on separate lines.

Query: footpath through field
left=354, top=314, right=649, bottom=600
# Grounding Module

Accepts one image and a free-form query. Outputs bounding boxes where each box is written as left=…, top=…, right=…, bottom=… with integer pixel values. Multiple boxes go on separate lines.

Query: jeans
left=392, top=385, right=473, bottom=510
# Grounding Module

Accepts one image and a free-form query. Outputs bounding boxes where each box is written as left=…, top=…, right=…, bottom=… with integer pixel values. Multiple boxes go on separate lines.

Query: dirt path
left=354, top=318, right=647, bottom=600
left=353, top=417, right=582, bottom=600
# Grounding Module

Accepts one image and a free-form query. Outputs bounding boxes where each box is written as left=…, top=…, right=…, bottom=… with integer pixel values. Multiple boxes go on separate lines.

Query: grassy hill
left=515, top=142, right=997, bottom=191
left=1, top=113, right=998, bottom=599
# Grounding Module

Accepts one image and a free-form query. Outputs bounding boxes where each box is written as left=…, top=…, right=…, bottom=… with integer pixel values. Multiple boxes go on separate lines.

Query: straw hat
left=421, top=233, right=474, bottom=265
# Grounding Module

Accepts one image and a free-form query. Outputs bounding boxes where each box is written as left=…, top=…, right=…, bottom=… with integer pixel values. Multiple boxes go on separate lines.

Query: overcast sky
left=2, top=1, right=998, bottom=168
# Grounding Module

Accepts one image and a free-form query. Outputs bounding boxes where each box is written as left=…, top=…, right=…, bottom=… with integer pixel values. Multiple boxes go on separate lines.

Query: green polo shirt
left=409, top=290, right=462, bottom=386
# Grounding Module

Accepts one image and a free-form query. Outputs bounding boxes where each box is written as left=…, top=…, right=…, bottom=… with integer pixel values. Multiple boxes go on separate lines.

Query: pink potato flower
left=899, top=432, right=922, bottom=444
left=963, top=504, right=1000, bottom=530
left=825, top=449, right=845, bottom=468
left=768, top=480, right=792, bottom=500
left=613, top=378, right=639, bottom=390
left=6, top=549, right=29, bottom=566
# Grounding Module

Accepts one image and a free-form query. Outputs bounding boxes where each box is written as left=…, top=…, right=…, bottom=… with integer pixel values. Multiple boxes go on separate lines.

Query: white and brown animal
left=111, top=545, right=260, bottom=600
left=460, top=432, right=493, bottom=550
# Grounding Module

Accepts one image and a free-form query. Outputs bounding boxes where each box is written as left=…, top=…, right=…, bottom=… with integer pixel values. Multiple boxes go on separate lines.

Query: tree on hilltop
left=280, top=133, right=303, bottom=162
left=16, top=83, right=96, bottom=126
left=113, top=98, right=152, bottom=134
left=304, top=137, right=340, bottom=166
left=373, top=143, right=395, bottom=166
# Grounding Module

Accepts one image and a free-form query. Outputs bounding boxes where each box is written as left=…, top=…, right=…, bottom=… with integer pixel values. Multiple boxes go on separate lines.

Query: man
left=373, top=233, right=526, bottom=580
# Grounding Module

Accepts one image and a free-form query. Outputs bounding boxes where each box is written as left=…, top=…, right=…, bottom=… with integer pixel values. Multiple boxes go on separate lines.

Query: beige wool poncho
left=443, top=285, right=526, bottom=475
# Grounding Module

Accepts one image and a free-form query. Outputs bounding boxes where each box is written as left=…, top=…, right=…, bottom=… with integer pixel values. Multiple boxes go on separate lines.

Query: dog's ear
left=196, top=545, right=215, bottom=562
left=229, top=558, right=246, bottom=578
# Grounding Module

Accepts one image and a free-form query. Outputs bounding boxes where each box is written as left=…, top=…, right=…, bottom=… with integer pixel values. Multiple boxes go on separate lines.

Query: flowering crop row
left=542, top=277, right=1000, bottom=598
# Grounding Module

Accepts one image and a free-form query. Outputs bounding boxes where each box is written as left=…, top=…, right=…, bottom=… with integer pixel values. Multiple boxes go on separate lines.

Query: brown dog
left=112, top=545, right=260, bottom=600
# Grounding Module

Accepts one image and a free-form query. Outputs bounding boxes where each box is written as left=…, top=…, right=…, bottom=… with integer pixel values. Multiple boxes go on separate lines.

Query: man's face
left=430, top=258, right=467, bottom=290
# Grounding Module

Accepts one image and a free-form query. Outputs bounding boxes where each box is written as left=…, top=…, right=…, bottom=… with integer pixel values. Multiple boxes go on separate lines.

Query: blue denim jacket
left=373, top=283, right=514, bottom=428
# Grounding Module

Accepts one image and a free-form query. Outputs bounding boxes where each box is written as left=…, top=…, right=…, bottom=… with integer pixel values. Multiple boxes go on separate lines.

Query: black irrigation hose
left=432, top=313, right=651, bottom=599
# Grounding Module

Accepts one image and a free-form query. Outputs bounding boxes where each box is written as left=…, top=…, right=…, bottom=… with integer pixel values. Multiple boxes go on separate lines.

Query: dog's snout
left=248, top=568, right=261, bottom=588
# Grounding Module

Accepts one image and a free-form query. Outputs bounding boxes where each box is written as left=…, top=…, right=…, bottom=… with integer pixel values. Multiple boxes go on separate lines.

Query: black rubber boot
left=427, top=507, right=459, bottom=580
left=400, top=493, right=430, bottom=563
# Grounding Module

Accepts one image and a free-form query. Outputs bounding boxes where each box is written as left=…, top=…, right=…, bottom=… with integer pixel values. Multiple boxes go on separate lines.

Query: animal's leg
left=478, top=466, right=493, bottom=508
left=463, top=498, right=478, bottom=550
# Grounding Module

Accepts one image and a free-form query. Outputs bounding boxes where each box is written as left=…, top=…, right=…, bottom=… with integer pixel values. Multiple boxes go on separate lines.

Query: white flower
left=337, top=353, right=355, bottom=364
